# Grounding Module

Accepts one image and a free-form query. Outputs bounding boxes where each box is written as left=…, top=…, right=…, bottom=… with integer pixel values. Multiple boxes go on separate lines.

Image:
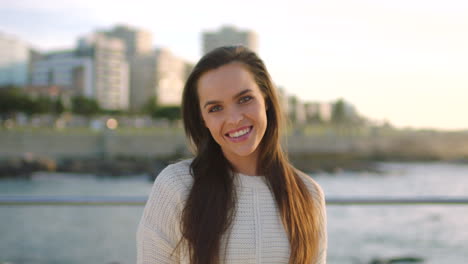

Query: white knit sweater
left=137, top=159, right=327, bottom=263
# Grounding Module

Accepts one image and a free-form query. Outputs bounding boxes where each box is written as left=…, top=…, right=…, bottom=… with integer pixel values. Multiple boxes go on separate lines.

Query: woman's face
left=197, top=62, right=268, bottom=166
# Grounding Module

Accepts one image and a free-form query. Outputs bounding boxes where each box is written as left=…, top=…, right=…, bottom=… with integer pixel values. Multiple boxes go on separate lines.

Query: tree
left=71, top=96, right=100, bottom=116
left=331, top=98, right=346, bottom=124
left=142, top=96, right=158, bottom=115
left=153, top=106, right=181, bottom=122
left=308, top=113, right=324, bottom=124
left=53, top=97, right=65, bottom=115
left=0, top=87, right=30, bottom=117
left=142, top=97, right=181, bottom=122
left=287, top=95, right=298, bottom=124
left=31, top=96, right=54, bottom=114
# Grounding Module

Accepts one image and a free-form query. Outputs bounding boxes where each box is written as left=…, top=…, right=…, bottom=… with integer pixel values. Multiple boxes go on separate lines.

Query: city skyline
left=1, top=0, right=467, bottom=130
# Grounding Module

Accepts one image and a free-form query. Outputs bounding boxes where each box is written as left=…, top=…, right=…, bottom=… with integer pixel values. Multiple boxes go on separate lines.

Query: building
left=303, top=102, right=333, bottom=123
left=101, top=24, right=155, bottom=111
left=202, top=25, right=258, bottom=54
left=31, top=50, right=94, bottom=97
left=276, top=87, right=290, bottom=116
left=0, top=32, right=30, bottom=87
left=77, top=33, right=129, bottom=110
left=319, top=102, right=333, bottom=122
left=130, top=48, right=187, bottom=110
left=341, top=100, right=361, bottom=123
left=288, top=95, right=306, bottom=125
left=184, top=62, right=194, bottom=82
left=153, top=48, right=187, bottom=106
left=278, top=86, right=334, bottom=124
left=31, top=31, right=130, bottom=111
left=102, top=24, right=153, bottom=60
left=23, top=85, right=75, bottom=108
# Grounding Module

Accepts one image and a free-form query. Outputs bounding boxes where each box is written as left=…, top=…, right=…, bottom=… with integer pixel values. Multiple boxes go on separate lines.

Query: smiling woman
left=197, top=62, right=268, bottom=176
left=137, top=46, right=327, bottom=264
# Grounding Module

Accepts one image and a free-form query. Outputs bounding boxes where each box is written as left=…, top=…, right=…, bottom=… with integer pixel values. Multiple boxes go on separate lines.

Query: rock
left=370, top=256, right=425, bottom=264
left=0, top=155, right=56, bottom=178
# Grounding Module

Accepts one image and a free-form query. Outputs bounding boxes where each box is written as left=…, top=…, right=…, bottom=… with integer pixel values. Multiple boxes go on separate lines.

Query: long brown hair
left=181, top=46, right=320, bottom=264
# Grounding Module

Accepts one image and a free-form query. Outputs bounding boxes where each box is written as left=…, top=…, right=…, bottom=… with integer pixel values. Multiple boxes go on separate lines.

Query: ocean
left=1, top=162, right=467, bottom=264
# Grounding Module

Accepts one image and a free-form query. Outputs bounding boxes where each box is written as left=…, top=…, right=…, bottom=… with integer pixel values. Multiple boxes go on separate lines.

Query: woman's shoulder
left=155, top=158, right=194, bottom=183
left=295, top=169, right=325, bottom=202
left=158, top=159, right=193, bottom=179
left=151, top=159, right=194, bottom=197
left=140, top=159, right=194, bottom=233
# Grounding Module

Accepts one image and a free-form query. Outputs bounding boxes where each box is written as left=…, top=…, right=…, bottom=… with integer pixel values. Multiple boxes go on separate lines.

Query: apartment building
left=102, top=24, right=153, bottom=60
left=77, top=33, right=129, bottom=110
left=202, top=25, right=258, bottom=54
left=31, top=50, right=94, bottom=97
left=0, top=32, right=30, bottom=86
left=130, top=48, right=187, bottom=110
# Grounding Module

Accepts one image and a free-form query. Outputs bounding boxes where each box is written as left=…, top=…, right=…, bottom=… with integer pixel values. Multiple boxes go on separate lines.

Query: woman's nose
left=226, top=108, right=243, bottom=125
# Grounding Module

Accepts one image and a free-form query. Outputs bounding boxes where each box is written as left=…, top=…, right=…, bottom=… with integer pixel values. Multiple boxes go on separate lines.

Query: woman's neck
left=223, top=150, right=259, bottom=176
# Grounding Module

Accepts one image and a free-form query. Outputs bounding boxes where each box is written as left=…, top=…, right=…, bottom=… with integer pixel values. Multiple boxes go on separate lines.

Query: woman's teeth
left=229, top=127, right=251, bottom=138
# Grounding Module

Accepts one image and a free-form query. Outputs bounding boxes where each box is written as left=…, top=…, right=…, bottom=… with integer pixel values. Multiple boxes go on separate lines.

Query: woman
left=137, top=46, right=327, bottom=264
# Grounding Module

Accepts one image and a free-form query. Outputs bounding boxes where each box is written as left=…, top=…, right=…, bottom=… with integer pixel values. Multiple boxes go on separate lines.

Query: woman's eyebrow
left=203, top=89, right=252, bottom=109
left=234, top=89, right=252, bottom=99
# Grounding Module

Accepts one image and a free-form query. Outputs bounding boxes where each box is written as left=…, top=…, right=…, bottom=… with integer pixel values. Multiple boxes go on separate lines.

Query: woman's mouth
left=225, top=126, right=253, bottom=142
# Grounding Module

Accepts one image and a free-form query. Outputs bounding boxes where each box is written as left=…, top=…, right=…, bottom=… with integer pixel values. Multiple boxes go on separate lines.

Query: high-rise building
left=202, top=25, right=258, bottom=54
left=0, top=32, right=30, bottom=87
left=154, top=48, right=186, bottom=106
left=77, top=33, right=129, bottom=110
left=101, top=24, right=154, bottom=111
left=130, top=48, right=187, bottom=110
left=102, top=25, right=153, bottom=60
left=31, top=50, right=94, bottom=97
left=31, top=32, right=130, bottom=111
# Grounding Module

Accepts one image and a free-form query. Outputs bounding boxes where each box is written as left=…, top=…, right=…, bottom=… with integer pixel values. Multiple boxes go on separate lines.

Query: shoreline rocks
left=0, top=152, right=381, bottom=179
left=369, top=255, right=424, bottom=264
left=2, top=151, right=466, bottom=179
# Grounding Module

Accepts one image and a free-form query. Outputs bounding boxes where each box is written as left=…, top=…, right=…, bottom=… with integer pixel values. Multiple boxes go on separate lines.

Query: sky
left=1, top=0, right=467, bottom=130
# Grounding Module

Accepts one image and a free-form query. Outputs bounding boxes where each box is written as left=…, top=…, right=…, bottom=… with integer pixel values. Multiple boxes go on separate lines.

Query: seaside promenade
left=1, top=127, right=468, bottom=161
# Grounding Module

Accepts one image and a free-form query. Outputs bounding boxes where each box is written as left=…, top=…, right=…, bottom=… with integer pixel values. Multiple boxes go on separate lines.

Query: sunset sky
left=1, top=0, right=467, bottom=130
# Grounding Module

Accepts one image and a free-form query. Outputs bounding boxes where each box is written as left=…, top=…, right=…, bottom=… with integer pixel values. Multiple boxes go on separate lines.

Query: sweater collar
left=234, top=172, right=266, bottom=188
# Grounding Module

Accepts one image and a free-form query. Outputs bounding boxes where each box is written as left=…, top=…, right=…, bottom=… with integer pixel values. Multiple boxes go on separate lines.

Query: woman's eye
left=208, top=105, right=222, bottom=113
left=239, top=96, right=253, bottom=104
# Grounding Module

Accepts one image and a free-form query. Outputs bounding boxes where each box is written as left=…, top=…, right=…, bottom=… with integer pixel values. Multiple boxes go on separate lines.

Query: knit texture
left=137, top=159, right=327, bottom=263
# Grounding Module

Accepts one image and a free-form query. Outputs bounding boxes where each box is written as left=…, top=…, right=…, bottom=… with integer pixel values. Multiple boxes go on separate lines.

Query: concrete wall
left=0, top=130, right=186, bottom=159
left=1, top=129, right=468, bottom=160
